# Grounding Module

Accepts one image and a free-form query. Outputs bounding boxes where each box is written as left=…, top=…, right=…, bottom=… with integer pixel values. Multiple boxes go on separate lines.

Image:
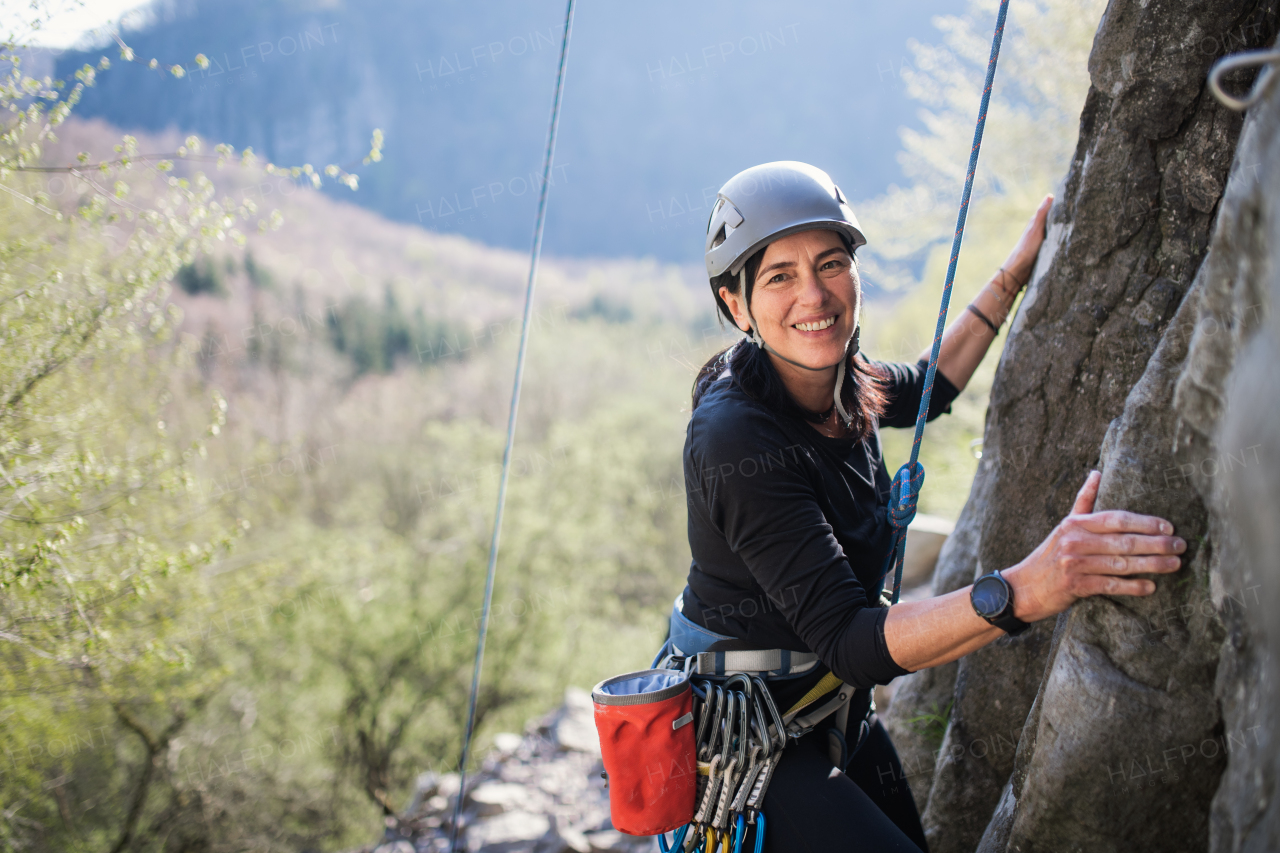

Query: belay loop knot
left=887, top=461, right=924, bottom=533
left=881, top=461, right=924, bottom=600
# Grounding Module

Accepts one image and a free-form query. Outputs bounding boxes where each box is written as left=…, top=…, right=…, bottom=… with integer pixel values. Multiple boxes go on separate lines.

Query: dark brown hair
left=692, top=242, right=887, bottom=441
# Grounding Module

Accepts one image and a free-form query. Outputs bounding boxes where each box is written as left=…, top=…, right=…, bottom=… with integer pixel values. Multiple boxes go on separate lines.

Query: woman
left=677, top=162, right=1184, bottom=851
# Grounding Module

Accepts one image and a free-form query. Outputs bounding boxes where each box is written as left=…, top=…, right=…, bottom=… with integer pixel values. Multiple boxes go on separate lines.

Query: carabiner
left=732, top=814, right=746, bottom=853
left=750, top=675, right=787, bottom=751
left=701, top=684, right=725, bottom=760
left=724, top=673, right=753, bottom=697
left=734, top=691, right=749, bottom=769
left=693, top=680, right=713, bottom=754
left=749, top=695, right=771, bottom=759
left=720, top=689, right=738, bottom=763
left=724, top=675, right=753, bottom=763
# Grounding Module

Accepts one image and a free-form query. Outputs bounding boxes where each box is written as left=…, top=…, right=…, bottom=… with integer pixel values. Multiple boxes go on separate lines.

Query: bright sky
left=2, top=0, right=151, bottom=49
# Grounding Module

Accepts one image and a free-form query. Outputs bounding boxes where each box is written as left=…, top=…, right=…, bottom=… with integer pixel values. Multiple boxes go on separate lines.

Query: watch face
left=972, top=575, right=1010, bottom=619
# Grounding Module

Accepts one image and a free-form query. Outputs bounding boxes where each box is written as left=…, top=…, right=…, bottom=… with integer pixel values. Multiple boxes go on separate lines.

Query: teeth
left=795, top=317, right=835, bottom=332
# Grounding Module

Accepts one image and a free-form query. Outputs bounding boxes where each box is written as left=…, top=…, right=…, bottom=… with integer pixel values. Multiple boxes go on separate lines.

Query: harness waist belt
left=668, top=595, right=819, bottom=677
left=690, top=648, right=820, bottom=678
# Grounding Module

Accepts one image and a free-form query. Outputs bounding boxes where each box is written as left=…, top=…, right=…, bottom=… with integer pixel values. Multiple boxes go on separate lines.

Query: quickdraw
left=663, top=667, right=837, bottom=851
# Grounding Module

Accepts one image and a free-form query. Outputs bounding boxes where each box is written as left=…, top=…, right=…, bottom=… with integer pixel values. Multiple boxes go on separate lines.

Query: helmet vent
left=711, top=223, right=727, bottom=250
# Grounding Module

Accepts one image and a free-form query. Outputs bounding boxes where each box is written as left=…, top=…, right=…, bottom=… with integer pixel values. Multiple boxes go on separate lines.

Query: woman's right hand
left=1003, top=470, right=1186, bottom=623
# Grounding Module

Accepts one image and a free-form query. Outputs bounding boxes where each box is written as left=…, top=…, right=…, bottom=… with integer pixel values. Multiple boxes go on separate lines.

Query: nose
left=794, top=263, right=828, bottom=306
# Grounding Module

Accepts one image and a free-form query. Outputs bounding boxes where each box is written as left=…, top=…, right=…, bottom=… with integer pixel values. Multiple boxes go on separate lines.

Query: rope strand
left=448, top=2, right=576, bottom=849
left=881, top=0, right=1011, bottom=604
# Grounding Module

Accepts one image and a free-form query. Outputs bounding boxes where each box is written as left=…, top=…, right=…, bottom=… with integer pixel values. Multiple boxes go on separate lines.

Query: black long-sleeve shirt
left=681, top=358, right=960, bottom=692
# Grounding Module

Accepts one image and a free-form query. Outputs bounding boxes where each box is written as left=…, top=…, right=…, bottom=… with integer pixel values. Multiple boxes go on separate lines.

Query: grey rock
left=373, top=842, right=415, bottom=853
left=382, top=694, right=614, bottom=852
left=465, top=810, right=551, bottom=852
left=582, top=829, right=637, bottom=852
left=403, top=772, right=441, bottom=819
left=551, top=688, right=601, bottom=755
left=1197, top=45, right=1280, bottom=853
left=552, top=826, right=592, bottom=853
left=492, top=732, right=523, bottom=755
left=882, top=2, right=1280, bottom=851
left=437, top=773, right=461, bottom=800
left=468, top=782, right=531, bottom=817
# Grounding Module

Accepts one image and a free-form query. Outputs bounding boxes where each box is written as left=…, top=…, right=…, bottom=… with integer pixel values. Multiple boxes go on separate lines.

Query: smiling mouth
left=793, top=315, right=837, bottom=332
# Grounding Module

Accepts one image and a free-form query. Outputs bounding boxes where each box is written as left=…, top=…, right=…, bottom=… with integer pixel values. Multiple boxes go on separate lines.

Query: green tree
left=0, top=30, right=380, bottom=851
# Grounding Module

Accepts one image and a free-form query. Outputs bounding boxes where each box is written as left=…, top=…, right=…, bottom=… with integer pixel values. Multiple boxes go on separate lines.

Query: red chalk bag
left=592, top=669, right=697, bottom=836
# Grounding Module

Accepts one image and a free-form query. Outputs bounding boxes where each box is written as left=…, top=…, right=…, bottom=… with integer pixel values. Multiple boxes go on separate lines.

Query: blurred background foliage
left=1, top=0, right=1100, bottom=849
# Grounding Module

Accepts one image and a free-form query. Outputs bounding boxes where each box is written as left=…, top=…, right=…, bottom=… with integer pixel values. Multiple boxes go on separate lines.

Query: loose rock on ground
left=367, top=688, right=655, bottom=853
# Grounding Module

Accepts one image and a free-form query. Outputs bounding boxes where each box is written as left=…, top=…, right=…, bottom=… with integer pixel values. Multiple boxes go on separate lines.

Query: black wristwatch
left=970, top=570, right=1031, bottom=636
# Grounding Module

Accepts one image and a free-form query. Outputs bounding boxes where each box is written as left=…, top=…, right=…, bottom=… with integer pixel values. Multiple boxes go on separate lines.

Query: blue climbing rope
left=448, top=2, right=576, bottom=851
left=882, top=0, right=1011, bottom=604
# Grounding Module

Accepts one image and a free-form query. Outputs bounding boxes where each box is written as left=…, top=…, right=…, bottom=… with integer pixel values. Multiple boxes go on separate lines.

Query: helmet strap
left=739, top=268, right=861, bottom=425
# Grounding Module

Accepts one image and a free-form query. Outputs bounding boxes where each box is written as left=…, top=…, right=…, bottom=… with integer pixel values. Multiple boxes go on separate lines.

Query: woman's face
left=719, top=229, right=860, bottom=370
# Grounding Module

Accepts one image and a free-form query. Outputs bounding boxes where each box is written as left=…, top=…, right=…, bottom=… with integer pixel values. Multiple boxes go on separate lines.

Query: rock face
left=373, top=689, right=654, bottom=853
left=1181, top=51, right=1280, bottom=853
left=883, top=1, right=1280, bottom=851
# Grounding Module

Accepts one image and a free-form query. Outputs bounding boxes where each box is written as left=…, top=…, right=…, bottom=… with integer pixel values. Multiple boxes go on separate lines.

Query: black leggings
left=760, top=715, right=928, bottom=852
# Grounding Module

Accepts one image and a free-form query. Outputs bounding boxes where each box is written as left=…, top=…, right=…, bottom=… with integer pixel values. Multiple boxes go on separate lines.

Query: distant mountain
left=55, top=0, right=952, bottom=262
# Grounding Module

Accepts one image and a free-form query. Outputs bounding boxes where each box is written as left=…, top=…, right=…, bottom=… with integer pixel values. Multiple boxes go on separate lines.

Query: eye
left=767, top=272, right=787, bottom=284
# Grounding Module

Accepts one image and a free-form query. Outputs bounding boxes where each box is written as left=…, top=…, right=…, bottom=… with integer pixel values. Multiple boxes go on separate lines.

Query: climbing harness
left=601, top=652, right=852, bottom=851
left=1208, top=48, right=1280, bottom=111
left=592, top=598, right=861, bottom=848
left=447, top=2, right=575, bottom=851
left=880, top=0, right=1010, bottom=605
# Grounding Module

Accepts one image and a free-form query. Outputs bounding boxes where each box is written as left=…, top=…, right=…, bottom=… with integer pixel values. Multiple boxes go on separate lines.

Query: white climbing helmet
left=704, top=161, right=866, bottom=281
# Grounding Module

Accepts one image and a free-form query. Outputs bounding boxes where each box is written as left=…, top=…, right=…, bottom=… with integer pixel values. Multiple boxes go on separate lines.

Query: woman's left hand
left=997, top=193, right=1054, bottom=299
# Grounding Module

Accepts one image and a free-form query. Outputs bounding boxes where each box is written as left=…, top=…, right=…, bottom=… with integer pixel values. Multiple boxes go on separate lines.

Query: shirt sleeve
left=875, top=358, right=961, bottom=429
left=689, top=402, right=910, bottom=688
